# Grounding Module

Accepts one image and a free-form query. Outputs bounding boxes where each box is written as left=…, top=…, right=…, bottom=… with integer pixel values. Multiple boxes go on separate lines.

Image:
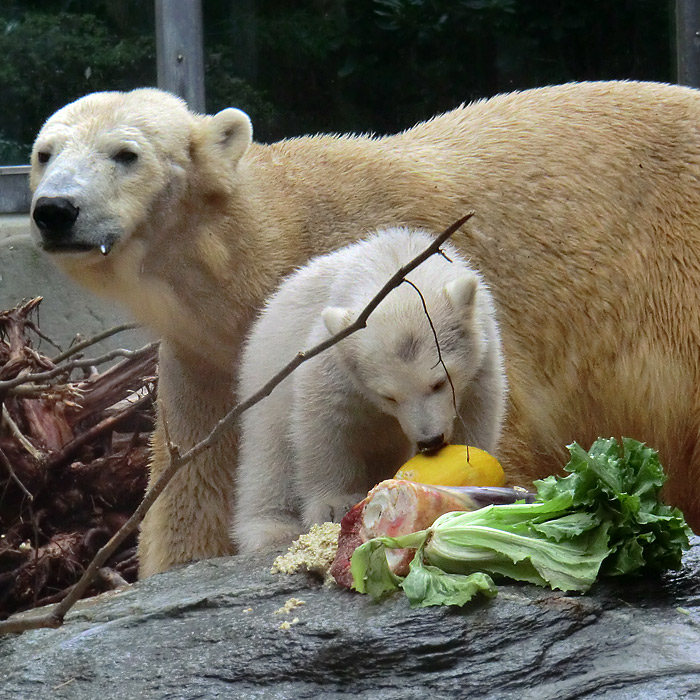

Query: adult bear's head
left=29, top=88, right=253, bottom=261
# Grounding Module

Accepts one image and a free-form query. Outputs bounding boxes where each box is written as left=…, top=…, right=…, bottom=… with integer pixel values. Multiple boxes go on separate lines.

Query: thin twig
left=51, top=324, right=142, bottom=364
left=31, top=582, right=77, bottom=609
left=2, top=404, right=43, bottom=460
left=25, top=323, right=62, bottom=353
left=0, top=213, right=474, bottom=636
left=0, top=445, right=34, bottom=501
left=43, top=391, right=153, bottom=471
left=0, top=342, right=160, bottom=393
left=402, top=276, right=472, bottom=459
left=402, top=278, right=464, bottom=431
left=7, top=384, right=59, bottom=397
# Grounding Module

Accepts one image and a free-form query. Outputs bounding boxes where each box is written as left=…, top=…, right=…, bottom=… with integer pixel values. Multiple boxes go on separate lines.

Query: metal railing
left=0, top=166, right=30, bottom=215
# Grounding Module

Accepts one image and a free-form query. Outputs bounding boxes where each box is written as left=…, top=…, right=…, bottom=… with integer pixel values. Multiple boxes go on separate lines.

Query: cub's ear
left=444, top=275, right=478, bottom=312
left=197, top=108, right=253, bottom=166
left=322, top=306, right=354, bottom=338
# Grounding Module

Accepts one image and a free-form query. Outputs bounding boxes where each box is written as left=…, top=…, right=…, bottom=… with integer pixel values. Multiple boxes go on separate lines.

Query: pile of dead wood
left=0, top=298, right=156, bottom=618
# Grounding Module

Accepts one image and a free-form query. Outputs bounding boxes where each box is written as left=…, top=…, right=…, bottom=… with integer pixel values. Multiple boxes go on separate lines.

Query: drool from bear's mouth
left=40, top=239, right=113, bottom=256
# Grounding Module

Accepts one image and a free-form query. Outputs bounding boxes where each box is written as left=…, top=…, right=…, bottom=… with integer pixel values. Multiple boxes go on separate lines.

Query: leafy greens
left=350, top=437, right=692, bottom=607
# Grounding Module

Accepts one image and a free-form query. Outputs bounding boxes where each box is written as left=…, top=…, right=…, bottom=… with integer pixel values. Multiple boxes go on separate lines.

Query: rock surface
left=2, top=538, right=700, bottom=700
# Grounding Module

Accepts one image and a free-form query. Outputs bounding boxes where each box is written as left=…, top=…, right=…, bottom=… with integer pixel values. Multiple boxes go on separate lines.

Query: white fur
left=233, top=228, right=506, bottom=552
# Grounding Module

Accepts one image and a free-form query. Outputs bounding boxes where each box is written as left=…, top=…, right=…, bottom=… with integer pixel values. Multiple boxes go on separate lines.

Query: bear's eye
left=37, top=151, right=51, bottom=165
left=113, top=149, right=139, bottom=165
left=431, top=379, right=447, bottom=393
left=380, top=394, right=397, bottom=404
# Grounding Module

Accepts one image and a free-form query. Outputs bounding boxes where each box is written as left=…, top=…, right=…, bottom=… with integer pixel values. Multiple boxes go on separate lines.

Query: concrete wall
left=0, top=213, right=150, bottom=355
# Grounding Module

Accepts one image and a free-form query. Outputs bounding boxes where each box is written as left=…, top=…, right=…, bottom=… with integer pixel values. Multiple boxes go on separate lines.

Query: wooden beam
left=155, top=0, right=206, bottom=111
left=676, top=0, right=700, bottom=87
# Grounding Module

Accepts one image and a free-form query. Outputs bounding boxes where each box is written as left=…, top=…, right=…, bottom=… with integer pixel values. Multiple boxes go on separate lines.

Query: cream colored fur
left=30, top=81, right=700, bottom=576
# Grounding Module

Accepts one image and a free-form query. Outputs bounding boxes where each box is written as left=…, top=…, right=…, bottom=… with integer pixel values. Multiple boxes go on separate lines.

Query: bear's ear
left=444, top=275, right=478, bottom=312
left=322, top=306, right=354, bottom=338
left=198, top=108, right=253, bottom=166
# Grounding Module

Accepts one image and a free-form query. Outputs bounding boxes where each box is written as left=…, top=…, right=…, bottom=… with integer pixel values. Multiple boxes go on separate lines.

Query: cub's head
left=323, top=274, right=486, bottom=453
left=29, top=88, right=252, bottom=262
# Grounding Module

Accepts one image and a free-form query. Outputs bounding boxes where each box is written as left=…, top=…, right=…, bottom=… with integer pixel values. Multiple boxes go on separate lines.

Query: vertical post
left=155, top=0, right=206, bottom=112
left=676, top=0, right=700, bottom=87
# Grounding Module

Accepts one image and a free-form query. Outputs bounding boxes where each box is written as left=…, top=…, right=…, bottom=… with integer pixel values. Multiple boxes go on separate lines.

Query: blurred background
left=0, top=0, right=676, bottom=165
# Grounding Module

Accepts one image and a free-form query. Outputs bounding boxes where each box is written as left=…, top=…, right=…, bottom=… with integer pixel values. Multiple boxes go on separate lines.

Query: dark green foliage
left=0, top=0, right=673, bottom=161
left=0, top=8, right=155, bottom=163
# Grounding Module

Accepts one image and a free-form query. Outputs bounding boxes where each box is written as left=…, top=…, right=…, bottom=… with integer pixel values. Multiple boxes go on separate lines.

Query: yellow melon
left=394, top=444, right=505, bottom=487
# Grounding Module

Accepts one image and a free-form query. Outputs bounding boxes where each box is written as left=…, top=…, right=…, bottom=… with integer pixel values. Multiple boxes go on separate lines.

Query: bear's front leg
left=291, top=397, right=368, bottom=528
left=232, top=377, right=305, bottom=553
left=138, top=343, right=238, bottom=577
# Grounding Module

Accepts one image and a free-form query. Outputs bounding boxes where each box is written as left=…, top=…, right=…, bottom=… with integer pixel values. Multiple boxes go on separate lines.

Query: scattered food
left=270, top=522, right=341, bottom=582
left=274, top=597, right=306, bottom=615
left=351, top=437, right=692, bottom=607
left=278, top=617, right=300, bottom=630
left=331, top=479, right=532, bottom=588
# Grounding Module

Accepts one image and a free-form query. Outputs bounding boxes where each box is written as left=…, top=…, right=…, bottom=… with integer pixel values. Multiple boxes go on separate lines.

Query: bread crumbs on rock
left=270, top=522, right=341, bottom=584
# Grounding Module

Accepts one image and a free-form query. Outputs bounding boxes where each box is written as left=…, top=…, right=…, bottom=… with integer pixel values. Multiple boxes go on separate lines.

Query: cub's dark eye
left=380, top=394, right=397, bottom=404
left=431, top=379, right=447, bottom=393
left=37, top=151, right=51, bottom=164
left=113, top=149, right=138, bottom=165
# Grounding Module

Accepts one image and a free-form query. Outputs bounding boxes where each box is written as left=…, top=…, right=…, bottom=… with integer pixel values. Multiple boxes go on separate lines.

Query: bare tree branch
left=5, top=384, right=60, bottom=397
left=43, top=391, right=154, bottom=472
left=2, top=404, right=43, bottom=460
left=51, top=323, right=142, bottom=364
left=0, top=213, right=474, bottom=636
left=0, top=342, right=160, bottom=393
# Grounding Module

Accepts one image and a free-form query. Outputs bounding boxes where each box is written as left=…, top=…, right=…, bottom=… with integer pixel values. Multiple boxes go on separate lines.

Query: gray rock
left=2, top=539, right=700, bottom=700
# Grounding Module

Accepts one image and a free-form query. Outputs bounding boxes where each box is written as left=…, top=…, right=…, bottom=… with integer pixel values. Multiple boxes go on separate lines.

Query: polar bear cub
left=233, top=227, right=507, bottom=552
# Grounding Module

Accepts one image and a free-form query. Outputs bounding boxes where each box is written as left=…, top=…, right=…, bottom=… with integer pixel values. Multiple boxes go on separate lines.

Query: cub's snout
left=416, top=433, right=447, bottom=453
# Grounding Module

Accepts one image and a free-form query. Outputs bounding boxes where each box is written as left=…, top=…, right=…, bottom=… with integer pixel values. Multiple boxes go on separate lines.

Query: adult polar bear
left=30, top=80, right=700, bottom=577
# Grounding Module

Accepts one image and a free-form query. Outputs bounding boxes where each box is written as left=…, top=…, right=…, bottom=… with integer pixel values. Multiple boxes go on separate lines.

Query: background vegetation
left=0, top=0, right=672, bottom=164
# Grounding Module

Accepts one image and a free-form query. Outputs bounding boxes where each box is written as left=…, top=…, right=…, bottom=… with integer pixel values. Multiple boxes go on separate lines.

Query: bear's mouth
left=418, top=445, right=445, bottom=456
left=39, top=236, right=114, bottom=256
left=40, top=239, right=100, bottom=254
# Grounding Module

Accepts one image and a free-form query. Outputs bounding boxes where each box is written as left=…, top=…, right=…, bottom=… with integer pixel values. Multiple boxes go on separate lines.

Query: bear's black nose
left=417, top=434, right=446, bottom=453
left=33, top=197, right=80, bottom=234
